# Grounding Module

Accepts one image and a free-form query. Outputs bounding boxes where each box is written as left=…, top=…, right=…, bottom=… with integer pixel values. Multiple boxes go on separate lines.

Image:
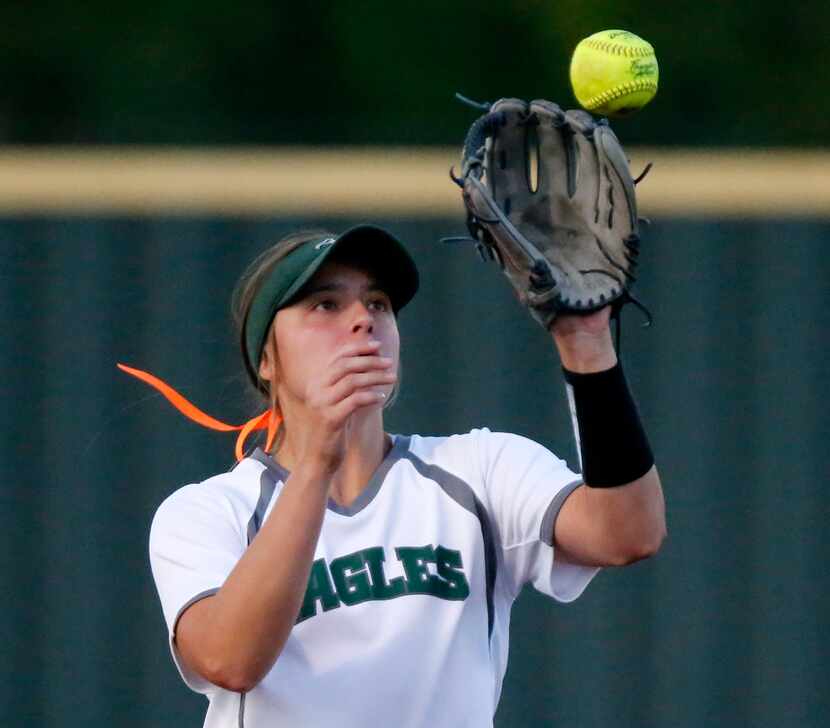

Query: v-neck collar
left=250, top=435, right=410, bottom=517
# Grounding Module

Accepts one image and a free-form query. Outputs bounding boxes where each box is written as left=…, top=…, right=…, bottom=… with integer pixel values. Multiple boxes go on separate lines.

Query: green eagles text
left=297, top=544, right=470, bottom=623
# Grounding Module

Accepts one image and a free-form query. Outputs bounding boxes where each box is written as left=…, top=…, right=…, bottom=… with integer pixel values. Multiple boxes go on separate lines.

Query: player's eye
left=367, top=295, right=391, bottom=312
left=312, top=299, right=338, bottom=312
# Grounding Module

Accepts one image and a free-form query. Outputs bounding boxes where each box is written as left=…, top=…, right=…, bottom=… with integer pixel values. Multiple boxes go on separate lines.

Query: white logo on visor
left=315, top=238, right=336, bottom=250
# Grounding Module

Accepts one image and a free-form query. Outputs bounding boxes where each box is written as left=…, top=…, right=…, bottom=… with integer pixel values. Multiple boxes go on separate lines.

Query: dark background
left=1, top=1, right=828, bottom=147
left=2, top=2, right=829, bottom=727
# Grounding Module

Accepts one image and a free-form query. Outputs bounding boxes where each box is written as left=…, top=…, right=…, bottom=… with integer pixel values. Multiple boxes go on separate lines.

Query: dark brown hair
left=232, top=229, right=334, bottom=398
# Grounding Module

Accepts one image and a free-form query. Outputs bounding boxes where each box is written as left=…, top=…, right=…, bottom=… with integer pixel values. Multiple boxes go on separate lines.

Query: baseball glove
left=451, top=96, right=649, bottom=331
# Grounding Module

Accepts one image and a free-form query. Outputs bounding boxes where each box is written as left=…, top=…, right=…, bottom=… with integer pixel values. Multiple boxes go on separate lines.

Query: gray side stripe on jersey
left=246, top=466, right=279, bottom=545
left=397, top=438, right=498, bottom=640
left=539, top=478, right=584, bottom=547
left=238, top=693, right=246, bottom=728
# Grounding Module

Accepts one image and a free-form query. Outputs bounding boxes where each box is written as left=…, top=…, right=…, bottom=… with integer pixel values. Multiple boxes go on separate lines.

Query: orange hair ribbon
left=117, top=363, right=282, bottom=461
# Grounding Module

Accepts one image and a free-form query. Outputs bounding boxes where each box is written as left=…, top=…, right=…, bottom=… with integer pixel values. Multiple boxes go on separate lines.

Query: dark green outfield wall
left=2, top=216, right=828, bottom=727
left=2, top=2, right=830, bottom=148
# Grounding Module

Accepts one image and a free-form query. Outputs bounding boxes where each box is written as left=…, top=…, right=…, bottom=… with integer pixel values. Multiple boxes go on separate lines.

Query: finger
left=308, top=386, right=387, bottom=436
left=594, top=124, right=637, bottom=233
left=325, top=340, right=388, bottom=377
left=334, top=339, right=383, bottom=361
left=529, top=100, right=569, bottom=200
left=325, top=354, right=394, bottom=387
left=487, top=98, right=531, bottom=210
left=326, top=369, right=397, bottom=403
left=562, top=110, right=601, bottom=215
left=329, top=388, right=388, bottom=423
left=337, top=352, right=393, bottom=373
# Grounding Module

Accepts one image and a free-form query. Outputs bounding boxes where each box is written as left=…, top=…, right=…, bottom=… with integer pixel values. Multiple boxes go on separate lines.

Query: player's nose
left=349, top=301, right=374, bottom=335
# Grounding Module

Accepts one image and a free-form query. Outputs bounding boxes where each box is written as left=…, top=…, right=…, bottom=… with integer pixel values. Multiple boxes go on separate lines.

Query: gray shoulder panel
left=250, top=447, right=289, bottom=481
left=400, top=444, right=497, bottom=639
left=400, top=440, right=479, bottom=516
left=246, top=461, right=279, bottom=545
left=540, top=478, right=584, bottom=546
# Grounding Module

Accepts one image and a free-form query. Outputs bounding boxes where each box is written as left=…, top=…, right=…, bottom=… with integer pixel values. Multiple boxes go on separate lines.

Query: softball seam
left=582, top=79, right=658, bottom=111
left=582, top=39, right=654, bottom=58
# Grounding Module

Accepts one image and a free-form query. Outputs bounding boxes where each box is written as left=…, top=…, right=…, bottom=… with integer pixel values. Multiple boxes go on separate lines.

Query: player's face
left=262, top=260, right=400, bottom=406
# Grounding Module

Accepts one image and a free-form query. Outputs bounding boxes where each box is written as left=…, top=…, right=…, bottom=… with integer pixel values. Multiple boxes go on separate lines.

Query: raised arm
left=549, top=307, right=666, bottom=567
left=174, top=340, right=394, bottom=692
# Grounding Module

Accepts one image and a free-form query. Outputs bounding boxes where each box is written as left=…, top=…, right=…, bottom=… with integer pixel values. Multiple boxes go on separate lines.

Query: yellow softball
left=569, top=30, right=659, bottom=117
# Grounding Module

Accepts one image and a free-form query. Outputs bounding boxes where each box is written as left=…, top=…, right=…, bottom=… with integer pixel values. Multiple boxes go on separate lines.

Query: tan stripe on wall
left=0, top=147, right=827, bottom=217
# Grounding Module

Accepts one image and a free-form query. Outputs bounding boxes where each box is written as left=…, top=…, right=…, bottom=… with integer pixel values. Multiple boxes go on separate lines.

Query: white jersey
left=149, top=428, right=599, bottom=728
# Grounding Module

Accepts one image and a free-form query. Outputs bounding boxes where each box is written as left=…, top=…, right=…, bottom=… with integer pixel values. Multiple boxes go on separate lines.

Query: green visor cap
left=244, top=224, right=419, bottom=371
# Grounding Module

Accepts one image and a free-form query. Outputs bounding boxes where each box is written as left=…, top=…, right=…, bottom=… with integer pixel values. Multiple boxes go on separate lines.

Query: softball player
left=134, top=224, right=665, bottom=727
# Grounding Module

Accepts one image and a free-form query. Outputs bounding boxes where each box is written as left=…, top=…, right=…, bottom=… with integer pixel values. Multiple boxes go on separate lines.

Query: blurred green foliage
left=0, top=0, right=827, bottom=146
